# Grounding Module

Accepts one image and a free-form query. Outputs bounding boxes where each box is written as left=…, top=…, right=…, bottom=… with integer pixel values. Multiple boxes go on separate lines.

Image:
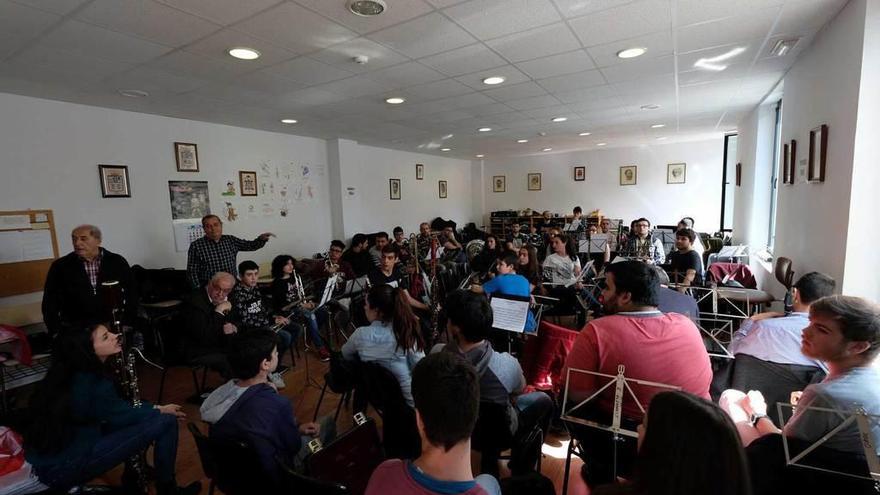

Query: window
left=767, top=99, right=782, bottom=252
left=720, top=133, right=738, bottom=232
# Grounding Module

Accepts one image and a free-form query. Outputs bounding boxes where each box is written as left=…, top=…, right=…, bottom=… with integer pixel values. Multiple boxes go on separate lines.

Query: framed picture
left=98, top=164, right=131, bottom=198
left=667, top=163, right=686, bottom=184
left=736, top=163, right=742, bottom=186
left=492, top=175, right=506, bottom=193
left=174, top=142, right=199, bottom=172
left=416, top=163, right=424, bottom=180
left=808, top=124, right=828, bottom=183
left=527, top=173, right=542, bottom=191
left=389, top=178, right=401, bottom=200
left=438, top=180, right=447, bottom=198
left=620, top=165, right=637, bottom=185
left=573, top=166, right=585, bottom=181
left=239, top=171, right=258, bottom=196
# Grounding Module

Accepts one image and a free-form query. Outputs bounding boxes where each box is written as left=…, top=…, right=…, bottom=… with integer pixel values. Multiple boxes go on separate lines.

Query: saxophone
left=101, top=280, right=149, bottom=494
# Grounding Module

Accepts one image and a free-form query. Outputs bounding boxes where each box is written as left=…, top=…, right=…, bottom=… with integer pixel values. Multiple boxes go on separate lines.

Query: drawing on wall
left=224, top=202, right=238, bottom=222
left=620, top=165, right=637, bottom=186
left=168, top=181, right=210, bottom=220
left=222, top=180, right=236, bottom=196
left=666, top=163, right=686, bottom=184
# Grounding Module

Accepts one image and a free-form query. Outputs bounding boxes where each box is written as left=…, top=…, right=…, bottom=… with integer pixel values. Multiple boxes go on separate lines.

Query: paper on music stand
left=590, top=237, right=607, bottom=252
left=490, top=295, right=530, bottom=333
left=317, top=274, right=338, bottom=309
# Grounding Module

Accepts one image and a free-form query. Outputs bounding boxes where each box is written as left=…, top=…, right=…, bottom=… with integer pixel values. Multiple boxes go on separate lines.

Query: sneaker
left=318, top=348, right=330, bottom=362
left=268, top=372, right=286, bottom=390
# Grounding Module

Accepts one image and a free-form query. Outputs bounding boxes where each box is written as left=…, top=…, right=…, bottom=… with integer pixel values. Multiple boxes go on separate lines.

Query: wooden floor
left=55, top=344, right=590, bottom=495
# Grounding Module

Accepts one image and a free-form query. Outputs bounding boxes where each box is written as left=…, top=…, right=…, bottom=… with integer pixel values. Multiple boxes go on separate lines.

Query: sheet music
left=490, top=297, right=529, bottom=333
left=317, top=274, right=338, bottom=309
left=0, top=230, right=54, bottom=264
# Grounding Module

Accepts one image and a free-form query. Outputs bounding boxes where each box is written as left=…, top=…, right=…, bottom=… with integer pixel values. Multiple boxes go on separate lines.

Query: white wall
left=0, top=92, right=333, bottom=273
left=482, top=138, right=724, bottom=230
left=335, top=140, right=474, bottom=237
left=732, top=102, right=777, bottom=249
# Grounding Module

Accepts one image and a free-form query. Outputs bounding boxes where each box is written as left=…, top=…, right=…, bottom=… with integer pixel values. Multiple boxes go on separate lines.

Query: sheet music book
left=489, top=294, right=530, bottom=333
left=317, top=274, right=339, bottom=309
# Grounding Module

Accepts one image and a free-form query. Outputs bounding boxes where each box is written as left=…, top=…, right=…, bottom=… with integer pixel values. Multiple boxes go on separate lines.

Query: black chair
left=276, top=455, right=349, bottom=495
left=155, top=313, right=212, bottom=404
left=357, top=362, right=421, bottom=459
left=313, top=351, right=356, bottom=422
left=471, top=401, right=515, bottom=477
left=187, top=422, right=275, bottom=495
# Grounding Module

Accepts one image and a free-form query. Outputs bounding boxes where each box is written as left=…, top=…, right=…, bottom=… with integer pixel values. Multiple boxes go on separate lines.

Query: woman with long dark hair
left=517, top=245, right=542, bottom=293
left=23, top=324, right=199, bottom=495
left=341, top=284, right=425, bottom=407
left=594, top=391, right=750, bottom=495
left=471, top=234, right=503, bottom=274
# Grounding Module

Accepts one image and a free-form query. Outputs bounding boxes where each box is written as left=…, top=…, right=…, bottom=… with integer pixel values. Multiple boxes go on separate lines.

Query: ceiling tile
left=76, top=0, right=220, bottom=47
left=551, top=0, right=638, bottom=19
left=773, top=0, right=847, bottom=36
left=676, top=7, right=779, bottom=53
left=319, top=74, right=389, bottom=98
left=536, top=69, right=606, bottom=93
left=515, top=49, right=595, bottom=79
left=553, top=84, right=617, bottom=103
left=677, top=0, right=785, bottom=27
left=469, top=102, right=515, bottom=116
left=419, top=43, right=507, bottom=76
left=9, top=44, right=134, bottom=83
left=155, top=0, right=283, bottom=26
left=368, top=13, right=475, bottom=58
left=568, top=0, right=670, bottom=47
left=283, top=86, right=350, bottom=106
left=267, top=56, right=354, bottom=86
left=147, top=49, right=253, bottom=80
left=482, top=80, right=547, bottom=101
left=453, top=64, right=530, bottom=90
left=100, top=66, right=210, bottom=95
left=37, top=19, right=173, bottom=64
left=188, top=82, right=275, bottom=108
left=599, top=54, right=672, bottom=83
left=505, top=94, right=562, bottom=110
left=365, top=61, right=445, bottom=88
left=185, top=28, right=296, bottom=67
left=586, top=29, right=672, bottom=68
left=433, top=91, right=496, bottom=109
left=0, top=1, right=61, bottom=59
left=294, top=0, right=434, bottom=35
left=523, top=104, right=576, bottom=119
left=232, top=69, right=307, bottom=94
left=310, top=37, right=409, bottom=73
left=400, top=78, right=475, bottom=100
left=425, top=0, right=468, bottom=8
left=235, top=2, right=357, bottom=54
left=486, top=22, right=581, bottom=63
left=443, top=0, right=560, bottom=40
left=9, top=0, right=91, bottom=15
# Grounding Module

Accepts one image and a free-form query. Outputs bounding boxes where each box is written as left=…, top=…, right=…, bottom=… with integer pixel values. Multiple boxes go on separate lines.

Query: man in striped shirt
left=186, top=215, right=273, bottom=289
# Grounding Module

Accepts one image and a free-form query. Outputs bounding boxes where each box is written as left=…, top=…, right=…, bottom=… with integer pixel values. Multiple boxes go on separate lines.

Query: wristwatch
left=749, top=412, right=768, bottom=426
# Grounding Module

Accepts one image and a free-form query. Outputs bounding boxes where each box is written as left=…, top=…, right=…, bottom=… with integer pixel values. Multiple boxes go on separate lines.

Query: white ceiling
left=0, top=0, right=847, bottom=159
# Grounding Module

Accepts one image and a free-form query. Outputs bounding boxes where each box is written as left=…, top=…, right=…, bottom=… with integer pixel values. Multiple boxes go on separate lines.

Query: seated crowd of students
left=14, top=214, right=880, bottom=495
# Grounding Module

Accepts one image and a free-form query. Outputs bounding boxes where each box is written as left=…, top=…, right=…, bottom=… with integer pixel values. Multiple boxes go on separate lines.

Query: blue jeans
left=295, top=308, right=325, bottom=349
left=38, top=413, right=178, bottom=489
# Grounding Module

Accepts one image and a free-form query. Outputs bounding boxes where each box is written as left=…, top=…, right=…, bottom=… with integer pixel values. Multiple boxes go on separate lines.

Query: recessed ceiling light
left=617, top=47, right=647, bottom=59
left=641, top=104, right=661, bottom=110
left=442, top=134, right=454, bottom=140
left=651, top=123, right=666, bottom=128
left=440, top=148, right=451, bottom=152
left=542, top=147, right=552, bottom=152
left=551, top=116, right=568, bottom=122
left=347, top=0, right=386, bottom=16
left=597, top=142, right=607, bottom=146
left=694, top=47, right=747, bottom=71
left=280, top=119, right=298, bottom=124
left=656, top=136, right=667, bottom=140
left=482, top=76, right=506, bottom=85
left=516, top=139, right=528, bottom=143
left=118, top=89, right=149, bottom=98
left=478, top=127, right=492, bottom=132
left=228, top=47, right=260, bottom=60
left=385, top=96, right=405, bottom=104
left=578, top=132, right=592, bottom=136
left=770, top=38, right=799, bottom=57
left=476, top=154, right=484, bottom=158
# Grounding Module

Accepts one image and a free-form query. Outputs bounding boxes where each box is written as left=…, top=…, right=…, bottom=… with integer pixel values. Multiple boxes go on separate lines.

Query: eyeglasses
left=329, top=248, right=343, bottom=253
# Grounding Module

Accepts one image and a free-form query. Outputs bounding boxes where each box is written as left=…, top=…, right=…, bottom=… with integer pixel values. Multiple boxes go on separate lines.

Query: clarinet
left=428, top=235, right=440, bottom=341
left=101, top=280, right=149, bottom=494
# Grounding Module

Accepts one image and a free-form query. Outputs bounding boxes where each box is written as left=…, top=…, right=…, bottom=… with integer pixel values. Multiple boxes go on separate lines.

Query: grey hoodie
left=200, top=379, right=250, bottom=424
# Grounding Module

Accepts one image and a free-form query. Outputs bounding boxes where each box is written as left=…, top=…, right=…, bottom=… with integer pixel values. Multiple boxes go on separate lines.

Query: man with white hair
left=42, top=224, right=137, bottom=336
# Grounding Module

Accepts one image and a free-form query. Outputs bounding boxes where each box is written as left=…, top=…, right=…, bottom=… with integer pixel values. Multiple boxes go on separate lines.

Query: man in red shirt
left=562, top=260, right=711, bottom=486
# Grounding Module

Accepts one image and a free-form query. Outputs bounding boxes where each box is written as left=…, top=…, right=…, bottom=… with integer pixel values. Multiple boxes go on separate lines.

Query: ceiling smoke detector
left=353, top=55, right=369, bottom=65
left=347, top=0, right=386, bottom=16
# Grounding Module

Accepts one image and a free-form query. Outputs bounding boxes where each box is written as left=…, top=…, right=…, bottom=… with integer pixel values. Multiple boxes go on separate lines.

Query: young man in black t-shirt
left=666, top=228, right=704, bottom=288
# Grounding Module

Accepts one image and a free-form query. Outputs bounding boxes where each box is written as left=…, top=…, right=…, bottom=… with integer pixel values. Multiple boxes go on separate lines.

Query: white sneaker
left=268, top=372, right=286, bottom=390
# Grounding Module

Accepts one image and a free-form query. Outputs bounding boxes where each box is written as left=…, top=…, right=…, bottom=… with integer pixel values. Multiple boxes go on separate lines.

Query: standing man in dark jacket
left=42, top=224, right=137, bottom=336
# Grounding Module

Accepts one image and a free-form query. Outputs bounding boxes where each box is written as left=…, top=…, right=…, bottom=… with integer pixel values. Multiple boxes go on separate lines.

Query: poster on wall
left=168, top=181, right=210, bottom=220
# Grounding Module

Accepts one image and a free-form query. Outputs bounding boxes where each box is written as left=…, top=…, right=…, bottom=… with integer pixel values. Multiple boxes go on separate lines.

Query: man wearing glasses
left=623, top=218, right=665, bottom=265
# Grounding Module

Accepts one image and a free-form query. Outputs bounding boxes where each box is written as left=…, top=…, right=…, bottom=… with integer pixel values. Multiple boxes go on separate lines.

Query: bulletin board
left=0, top=210, right=60, bottom=297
